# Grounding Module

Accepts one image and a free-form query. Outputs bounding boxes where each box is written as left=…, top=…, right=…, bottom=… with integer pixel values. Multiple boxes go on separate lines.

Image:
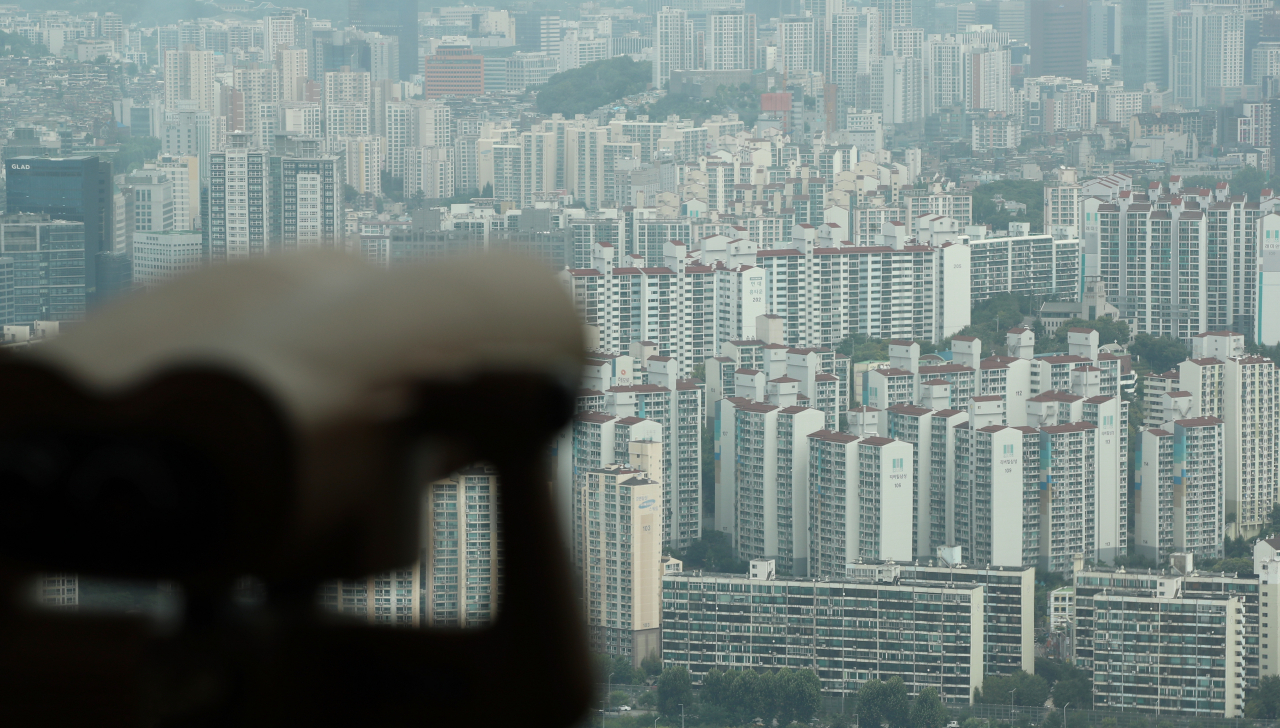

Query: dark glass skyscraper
left=4, top=156, right=114, bottom=303
left=348, top=0, right=419, bottom=80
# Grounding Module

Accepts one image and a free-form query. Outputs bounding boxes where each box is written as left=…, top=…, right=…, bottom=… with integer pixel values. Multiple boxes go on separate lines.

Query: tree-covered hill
left=534, top=56, right=651, bottom=118
left=0, top=30, right=49, bottom=56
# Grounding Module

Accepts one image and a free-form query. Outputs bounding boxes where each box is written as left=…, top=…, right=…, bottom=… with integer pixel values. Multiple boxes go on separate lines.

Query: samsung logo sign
left=638, top=498, right=656, bottom=510
left=9, top=164, right=28, bottom=170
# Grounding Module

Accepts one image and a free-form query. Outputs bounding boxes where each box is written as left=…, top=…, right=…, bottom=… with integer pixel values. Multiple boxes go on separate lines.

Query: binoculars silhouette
left=0, top=254, right=592, bottom=727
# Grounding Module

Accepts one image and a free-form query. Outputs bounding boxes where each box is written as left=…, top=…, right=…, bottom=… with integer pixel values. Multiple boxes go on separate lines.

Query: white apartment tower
left=163, top=49, right=216, bottom=114
left=808, top=430, right=915, bottom=575
left=404, top=145, right=455, bottom=200
left=717, top=398, right=826, bottom=573
left=1135, top=417, right=1225, bottom=562
left=1170, top=5, right=1245, bottom=110
left=777, top=16, right=816, bottom=76
left=1087, top=195, right=1262, bottom=341
left=654, top=8, right=690, bottom=89
left=385, top=100, right=451, bottom=178
left=830, top=9, right=881, bottom=110
left=423, top=466, right=501, bottom=628
left=705, top=11, right=756, bottom=71
left=574, top=459, right=663, bottom=666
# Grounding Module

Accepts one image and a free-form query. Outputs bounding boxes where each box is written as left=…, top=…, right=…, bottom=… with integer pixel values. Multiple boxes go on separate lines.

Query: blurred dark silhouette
left=0, top=253, right=591, bottom=728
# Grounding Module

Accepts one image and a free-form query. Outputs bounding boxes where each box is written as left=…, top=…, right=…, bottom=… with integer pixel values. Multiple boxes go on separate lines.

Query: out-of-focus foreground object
left=0, top=253, right=590, bottom=728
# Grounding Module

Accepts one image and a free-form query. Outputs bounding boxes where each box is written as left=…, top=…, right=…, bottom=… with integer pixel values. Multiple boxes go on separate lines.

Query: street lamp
left=1009, top=689, right=1016, bottom=723
left=679, top=703, right=685, bottom=728
left=1063, top=702, right=1070, bottom=728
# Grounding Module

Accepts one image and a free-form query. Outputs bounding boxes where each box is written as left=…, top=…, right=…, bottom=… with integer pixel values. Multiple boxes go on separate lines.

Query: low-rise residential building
left=660, top=566, right=985, bottom=704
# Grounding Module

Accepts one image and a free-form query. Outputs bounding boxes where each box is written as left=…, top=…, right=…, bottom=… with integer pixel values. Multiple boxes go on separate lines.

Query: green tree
left=909, top=687, right=949, bottom=728
left=1204, top=556, right=1254, bottom=576
left=975, top=671, right=1050, bottom=708
left=406, top=188, right=426, bottom=212
left=856, top=679, right=888, bottom=728
left=1051, top=676, right=1092, bottom=710
left=728, top=668, right=761, bottom=724
left=971, top=180, right=1047, bottom=232
left=342, top=183, right=359, bottom=205
left=754, top=669, right=782, bottom=725
left=857, top=676, right=910, bottom=728
left=0, top=29, right=49, bottom=56
left=535, top=56, right=652, bottom=117
left=880, top=677, right=911, bottom=728
left=609, top=690, right=631, bottom=708
left=777, top=669, right=820, bottom=725
left=612, top=655, right=639, bottom=684
left=641, top=650, right=663, bottom=678
left=657, top=666, right=694, bottom=719
left=1129, top=334, right=1187, bottom=373
left=670, top=530, right=748, bottom=574
left=481, top=182, right=493, bottom=198
left=700, top=667, right=734, bottom=708
left=1040, top=710, right=1063, bottom=728
left=109, top=136, right=161, bottom=176
left=836, top=332, right=892, bottom=363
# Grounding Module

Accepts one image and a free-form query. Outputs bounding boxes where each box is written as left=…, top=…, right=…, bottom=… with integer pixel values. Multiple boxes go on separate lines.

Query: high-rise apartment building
left=164, top=49, right=217, bottom=114
left=150, top=156, right=200, bottom=231
left=385, top=100, right=451, bottom=178
left=422, top=466, right=501, bottom=628
left=574, top=460, right=663, bottom=666
left=342, top=135, right=384, bottom=198
left=403, top=146, right=455, bottom=200
left=654, top=8, right=691, bottom=89
left=717, top=398, right=827, bottom=572
left=270, top=152, right=339, bottom=251
left=1085, top=195, right=1261, bottom=341
left=830, top=9, right=881, bottom=109
left=704, top=10, right=756, bottom=71
left=277, top=47, right=310, bottom=102
left=161, top=107, right=212, bottom=182
left=207, top=138, right=270, bottom=260
left=1072, top=561, right=1251, bottom=716
left=1170, top=5, right=1245, bottom=109
left=233, top=66, right=278, bottom=137
left=776, top=16, right=815, bottom=76
left=1135, top=417, right=1225, bottom=562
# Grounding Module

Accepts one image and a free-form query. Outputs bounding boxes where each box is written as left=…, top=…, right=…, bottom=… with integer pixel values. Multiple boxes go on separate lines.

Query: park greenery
left=972, top=180, right=1046, bottom=233
left=0, top=29, right=48, bottom=56
left=668, top=530, right=748, bottom=575
left=534, top=56, right=652, bottom=118
left=1173, top=166, right=1269, bottom=202
left=699, top=667, right=821, bottom=726
left=835, top=294, right=1145, bottom=363
left=109, top=136, right=161, bottom=176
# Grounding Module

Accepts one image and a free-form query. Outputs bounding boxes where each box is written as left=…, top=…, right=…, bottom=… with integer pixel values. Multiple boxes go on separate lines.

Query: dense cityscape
left=8, top=0, right=1280, bottom=722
